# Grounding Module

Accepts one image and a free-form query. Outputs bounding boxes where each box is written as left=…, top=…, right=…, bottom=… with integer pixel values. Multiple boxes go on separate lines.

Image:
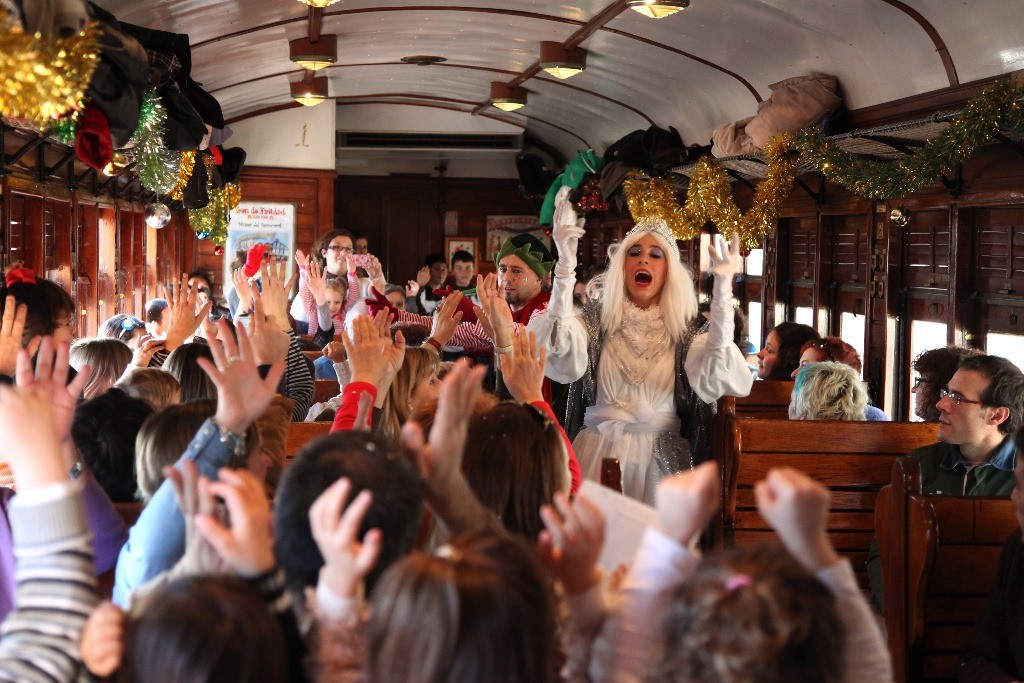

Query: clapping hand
left=552, top=186, right=585, bottom=268
left=232, top=267, right=255, bottom=315
left=429, top=290, right=464, bottom=347
left=0, top=362, right=66, bottom=491
left=656, top=461, right=721, bottom=548
left=247, top=292, right=290, bottom=366
left=294, top=249, right=311, bottom=270
left=342, top=313, right=405, bottom=395
left=415, top=266, right=431, bottom=289
left=15, top=336, right=91, bottom=446
left=754, top=468, right=839, bottom=572
left=130, top=333, right=164, bottom=368
left=80, top=603, right=125, bottom=678
left=165, top=460, right=230, bottom=576
left=708, top=232, right=742, bottom=290
left=405, top=280, right=420, bottom=299
left=309, top=477, right=382, bottom=599
left=323, top=340, right=346, bottom=363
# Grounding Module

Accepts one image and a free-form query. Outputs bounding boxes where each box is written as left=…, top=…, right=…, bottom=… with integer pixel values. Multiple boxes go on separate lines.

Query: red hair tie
left=5, top=267, right=37, bottom=288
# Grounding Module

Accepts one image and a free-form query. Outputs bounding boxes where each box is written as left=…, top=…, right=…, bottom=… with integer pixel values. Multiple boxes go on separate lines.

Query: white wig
left=587, top=225, right=698, bottom=344
left=789, top=362, right=868, bottom=421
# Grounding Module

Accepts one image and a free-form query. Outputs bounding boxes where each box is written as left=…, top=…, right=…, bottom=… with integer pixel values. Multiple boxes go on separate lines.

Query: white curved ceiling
left=95, top=0, right=1023, bottom=160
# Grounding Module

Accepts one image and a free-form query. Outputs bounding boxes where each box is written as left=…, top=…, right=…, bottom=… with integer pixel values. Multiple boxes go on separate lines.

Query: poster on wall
left=485, top=215, right=550, bottom=262
left=225, top=202, right=296, bottom=286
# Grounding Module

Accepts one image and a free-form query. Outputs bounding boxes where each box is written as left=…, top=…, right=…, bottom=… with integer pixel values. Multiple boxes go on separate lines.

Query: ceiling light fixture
left=291, top=74, right=328, bottom=106
left=289, top=36, right=337, bottom=71
left=295, top=0, right=340, bottom=7
left=626, top=0, right=689, bottom=19
left=490, top=82, right=527, bottom=112
left=539, top=41, right=586, bottom=79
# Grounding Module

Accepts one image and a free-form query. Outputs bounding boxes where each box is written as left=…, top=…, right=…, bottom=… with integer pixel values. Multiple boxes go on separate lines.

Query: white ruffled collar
left=618, top=299, right=667, bottom=357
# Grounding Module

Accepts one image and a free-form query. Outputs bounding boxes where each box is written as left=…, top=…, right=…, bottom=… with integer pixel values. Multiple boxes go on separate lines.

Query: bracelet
left=210, top=418, right=248, bottom=458
left=493, top=342, right=513, bottom=355
left=423, top=337, right=443, bottom=354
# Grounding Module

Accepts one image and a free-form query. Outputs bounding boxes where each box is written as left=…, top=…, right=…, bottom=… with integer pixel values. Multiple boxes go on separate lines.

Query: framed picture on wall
left=225, top=202, right=296, bottom=286
left=485, top=215, right=549, bottom=261
left=444, top=236, right=479, bottom=265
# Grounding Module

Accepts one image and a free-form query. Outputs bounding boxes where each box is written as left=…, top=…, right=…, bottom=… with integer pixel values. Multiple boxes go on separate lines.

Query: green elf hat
left=494, top=234, right=555, bottom=279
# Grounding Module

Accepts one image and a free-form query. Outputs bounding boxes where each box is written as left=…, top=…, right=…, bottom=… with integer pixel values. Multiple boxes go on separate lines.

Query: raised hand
left=309, top=476, right=383, bottom=599
left=552, top=186, right=586, bottom=268
left=306, top=259, right=328, bottom=306
left=294, top=249, right=311, bottom=270
left=401, top=358, right=485, bottom=494
left=196, top=318, right=286, bottom=433
left=475, top=273, right=514, bottom=347
left=193, top=468, right=276, bottom=578
left=500, top=328, right=546, bottom=404
left=342, top=314, right=405, bottom=393
left=0, top=295, right=28, bottom=376
left=538, top=491, right=605, bottom=595
left=259, top=260, right=298, bottom=332
left=656, top=461, right=721, bottom=547
left=165, top=460, right=230, bottom=576
left=405, top=280, right=420, bottom=299
left=708, top=232, right=742, bottom=285
left=80, top=602, right=126, bottom=678
left=754, top=467, right=839, bottom=572
left=232, top=266, right=255, bottom=315
left=365, top=254, right=384, bottom=280
left=415, top=266, right=431, bottom=289
left=15, top=337, right=90, bottom=444
left=429, top=290, right=464, bottom=347
left=163, top=273, right=212, bottom=351
left=247, top=292, right=290, bottom=366
left=0, top=371, right=66, bottom=491
left=130, top=333, right=165, bottom=368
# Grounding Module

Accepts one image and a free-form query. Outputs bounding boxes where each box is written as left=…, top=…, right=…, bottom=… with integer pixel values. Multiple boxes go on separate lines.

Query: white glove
left=707, top=233, right=742, bottom=349
left=552, top=187, right=585, bottom=276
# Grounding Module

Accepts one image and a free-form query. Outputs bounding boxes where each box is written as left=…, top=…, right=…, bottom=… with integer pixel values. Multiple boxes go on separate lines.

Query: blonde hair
left=69, top=338, right=133, bottom=399
left=789, top=362, right=868, bottom=421
left=325, top=279, right=346, bottom=296
left=116, top=368, right=181, bottom=410
left=588, top=228, right=697, bottom=343
left=381, top=348, right=440, bottom=439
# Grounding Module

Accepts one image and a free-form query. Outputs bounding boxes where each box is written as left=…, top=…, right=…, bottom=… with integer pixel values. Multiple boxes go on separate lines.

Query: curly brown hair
left=912, top=346, right=982, bottom=421
left=654, top=544, right=844, bottom=683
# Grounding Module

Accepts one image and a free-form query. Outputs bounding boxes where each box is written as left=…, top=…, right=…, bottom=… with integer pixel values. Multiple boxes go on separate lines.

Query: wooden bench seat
left=877, top=456, right=1016, bottom=682
left=724, top=418, right=937, bottom=587
left=314, top=379, right=341, bottom=403
left=285, top=421, right=333, bottom=459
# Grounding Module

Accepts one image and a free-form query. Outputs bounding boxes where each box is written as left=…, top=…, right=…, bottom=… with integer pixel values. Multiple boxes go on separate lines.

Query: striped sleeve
left=284, top=330, right=315, bottom=421
left=0, top=484, right=97, bottom=683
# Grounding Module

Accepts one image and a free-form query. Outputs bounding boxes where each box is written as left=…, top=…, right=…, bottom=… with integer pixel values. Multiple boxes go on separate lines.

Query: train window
left=794, top=307, right=813, bottom=326
left=840, top=312, right=866, bottom=376
left=909, top=320, right=948, bottom=420
left=744, top=248, right=764, bottom=277
left=986, top=332, right=1024, bottom=371
left=748, top=301, right=762, bottom=350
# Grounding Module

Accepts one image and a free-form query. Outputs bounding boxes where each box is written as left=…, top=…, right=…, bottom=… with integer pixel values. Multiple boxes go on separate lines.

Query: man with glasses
left=911, top=354, right=1024, bottom=496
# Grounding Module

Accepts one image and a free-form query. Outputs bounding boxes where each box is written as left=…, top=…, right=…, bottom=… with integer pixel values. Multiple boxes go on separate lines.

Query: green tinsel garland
left=48, top=114, right=79, bottom=145
left=128, top=90, right=180, bottom=194
left=798, top=80, right=1024, bottom=199
left=188, top=182, right=241, bottom=245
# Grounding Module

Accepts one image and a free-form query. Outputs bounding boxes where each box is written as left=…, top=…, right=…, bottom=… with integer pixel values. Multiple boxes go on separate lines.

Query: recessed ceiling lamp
left=627, top=0, right=689, bottom=19
left=291, top=74, right=328, bottom=106
left=490, top=82, right=527, bottom=112
left=539, top=41, right=586, bottom=79
left=289, top=36, right=337, bottom=71
left=295, top=0, right=340, bottom=7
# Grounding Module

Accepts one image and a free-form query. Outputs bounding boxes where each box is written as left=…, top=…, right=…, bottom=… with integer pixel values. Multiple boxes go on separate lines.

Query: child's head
left=366, top=532, right=558, bottom=683
left=384, top=284, right=407, bottom=310
left=461, top=402, right=568, bottom=540
left=450, top=250, right=476, bottom=288
left=0, top=269, right=76, bottom=345
left=656, top=543, right=844, bottom=683
left=134, top=400, right=215, bottom=502
left=119, top=575, right=286, bottom=683
left=325, top=278, right=346, bottom=317
left=72, top=388, right=154, bottom=502
left=69, top=338, right=134, bottom=399
left=381, top=347, right=439, bottom=439
left=115, top=368, right=181, bottom=411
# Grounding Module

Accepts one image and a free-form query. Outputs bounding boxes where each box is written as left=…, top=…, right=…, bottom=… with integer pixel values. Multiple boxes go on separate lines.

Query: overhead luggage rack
left=669, top=110, right=966, bottom=181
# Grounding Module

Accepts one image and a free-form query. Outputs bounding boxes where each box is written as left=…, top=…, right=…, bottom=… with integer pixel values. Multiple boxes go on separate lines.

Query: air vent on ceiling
left=336, top=132, right=522, bottom=150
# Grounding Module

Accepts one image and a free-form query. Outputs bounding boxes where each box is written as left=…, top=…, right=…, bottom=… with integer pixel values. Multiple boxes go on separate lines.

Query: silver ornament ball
left=145, top=202, right=171, bottom=229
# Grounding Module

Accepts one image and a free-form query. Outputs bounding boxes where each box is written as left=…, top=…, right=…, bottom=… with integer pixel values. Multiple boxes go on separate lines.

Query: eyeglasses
left=940, top=388, right=987, bottom=407
left=325, top=245, right=354, bottom=254
left=912, top=375, right=925, bottom=389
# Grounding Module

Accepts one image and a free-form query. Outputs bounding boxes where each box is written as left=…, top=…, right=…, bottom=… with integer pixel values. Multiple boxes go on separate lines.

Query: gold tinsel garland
left=798, top=80, right=1024, bottom=199
left=169, top=151, right=197, bottom=200
left=0, top=19, right=102, bottom=126
left=624, top=132, right=800, bottom=249
left=188, top=182, right=242, bottom=245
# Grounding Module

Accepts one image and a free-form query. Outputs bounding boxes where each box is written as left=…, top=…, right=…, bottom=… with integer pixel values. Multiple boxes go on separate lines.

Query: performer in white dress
left=530, top=188, right=753, bottom=503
